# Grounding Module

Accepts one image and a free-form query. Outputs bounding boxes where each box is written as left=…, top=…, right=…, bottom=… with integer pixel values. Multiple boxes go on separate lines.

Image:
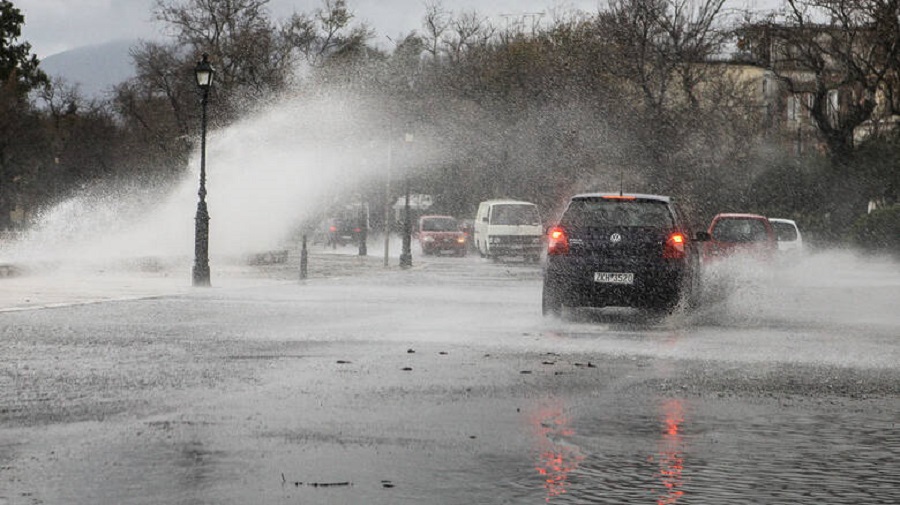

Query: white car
left=768, top=218, right=803, bottom=254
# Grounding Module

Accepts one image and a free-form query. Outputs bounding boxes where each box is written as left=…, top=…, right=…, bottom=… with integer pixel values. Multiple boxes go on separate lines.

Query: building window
left=787, top=95, right=800, bottom=122
left=828, top=89, right=840, bottom=125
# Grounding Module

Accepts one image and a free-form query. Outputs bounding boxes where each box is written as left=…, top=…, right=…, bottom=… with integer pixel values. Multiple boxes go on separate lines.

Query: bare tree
left=445, top=11, right=495, bottom=64
left=38, top=77, right=81, bottom=124
left=421, top=1, right=452, bottom=63
left=153, top=0, right=293, bottom=101
left=602, top=0, right=728, bottom=111
left=741, top=0, right=900, bottom=162
left=590, top=0, right=734, bottom=196
left=281, top=0, right=374, bottom=68
left=109, top=0, right=375, bottom=184
left=113, top=42, right=194, bottom=163
left=148, top=0, right=373, bottom=103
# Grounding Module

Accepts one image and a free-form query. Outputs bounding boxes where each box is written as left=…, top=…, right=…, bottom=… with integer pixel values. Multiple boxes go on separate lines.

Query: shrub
left=852, top=205, right=900, bottom=257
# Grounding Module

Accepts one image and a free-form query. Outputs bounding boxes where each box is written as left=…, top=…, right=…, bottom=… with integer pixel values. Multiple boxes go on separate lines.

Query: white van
left=474, top=200, right=543, bottom=261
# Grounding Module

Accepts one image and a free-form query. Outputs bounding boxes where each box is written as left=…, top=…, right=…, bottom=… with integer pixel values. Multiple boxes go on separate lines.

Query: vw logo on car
left=609, top=233, right=622, bottom=243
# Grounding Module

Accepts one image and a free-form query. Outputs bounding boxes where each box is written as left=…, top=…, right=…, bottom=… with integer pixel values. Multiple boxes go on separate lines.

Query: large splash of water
left=1, top=92, right=426, bottom=272
left=696, top=249, right=900, bottom=330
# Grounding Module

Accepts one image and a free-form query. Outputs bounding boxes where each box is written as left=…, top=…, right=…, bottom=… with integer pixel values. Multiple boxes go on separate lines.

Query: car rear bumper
left=483, top=234, right=543, bottom=257
left=488, top=244, right=543, bottom=257
left=422, top=242, right=466, bottom=253
left=544, top=257, right=688, bottom=309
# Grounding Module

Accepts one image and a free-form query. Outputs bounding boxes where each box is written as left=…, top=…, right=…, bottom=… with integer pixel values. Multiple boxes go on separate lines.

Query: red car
left=417, top=215, right=467, bottom=256
left=702, top=213, right=777, bottom=263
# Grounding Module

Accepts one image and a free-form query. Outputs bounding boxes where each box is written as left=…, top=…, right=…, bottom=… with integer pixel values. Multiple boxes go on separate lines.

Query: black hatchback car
left=542, top=193, right=706, bottom=315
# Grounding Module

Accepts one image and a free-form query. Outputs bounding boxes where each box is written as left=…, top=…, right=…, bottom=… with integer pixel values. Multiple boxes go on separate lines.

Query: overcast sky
left=16, top=0, right=622, bottom=58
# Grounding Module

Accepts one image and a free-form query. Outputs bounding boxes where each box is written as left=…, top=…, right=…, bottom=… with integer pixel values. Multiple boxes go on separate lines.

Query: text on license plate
left=594, top=272, right=634, bottom=284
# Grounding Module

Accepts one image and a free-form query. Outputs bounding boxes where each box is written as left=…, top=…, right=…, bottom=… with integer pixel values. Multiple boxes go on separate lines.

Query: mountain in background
left=39, top=40, right=137, bottom=100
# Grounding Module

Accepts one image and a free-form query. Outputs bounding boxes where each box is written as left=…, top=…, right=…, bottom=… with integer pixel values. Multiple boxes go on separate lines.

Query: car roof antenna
left=619, top=167, right=624, bottom=196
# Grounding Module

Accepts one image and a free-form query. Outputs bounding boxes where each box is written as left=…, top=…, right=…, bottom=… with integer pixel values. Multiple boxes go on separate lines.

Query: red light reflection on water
left=655, top=399, right=686, bottom=504
left=529, top=402, right=584, bottom=502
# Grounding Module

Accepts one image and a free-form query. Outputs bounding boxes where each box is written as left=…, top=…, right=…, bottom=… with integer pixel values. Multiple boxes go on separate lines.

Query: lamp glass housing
left=194, top=54, right=214, bottom=89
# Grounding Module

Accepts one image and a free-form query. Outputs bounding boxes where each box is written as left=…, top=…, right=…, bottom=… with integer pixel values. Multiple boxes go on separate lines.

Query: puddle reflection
left=655, top=399, right=686, bottom=504
left=529, top=400, right=585, bottom=502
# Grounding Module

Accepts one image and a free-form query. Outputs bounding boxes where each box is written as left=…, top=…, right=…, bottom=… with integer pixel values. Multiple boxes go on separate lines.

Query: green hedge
left=852, top=205, right=900, bottom=256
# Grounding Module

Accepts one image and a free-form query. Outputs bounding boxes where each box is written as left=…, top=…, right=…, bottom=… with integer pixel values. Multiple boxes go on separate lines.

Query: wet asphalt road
left=1, top=250, right=898, bottom=504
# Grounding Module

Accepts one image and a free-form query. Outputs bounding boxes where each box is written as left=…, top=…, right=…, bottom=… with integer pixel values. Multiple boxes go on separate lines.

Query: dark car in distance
left=325, top=217, right=364, bottom=248
left=542, top=193, right=706, bottom=316
left=323, top=203, right=369, bottom=249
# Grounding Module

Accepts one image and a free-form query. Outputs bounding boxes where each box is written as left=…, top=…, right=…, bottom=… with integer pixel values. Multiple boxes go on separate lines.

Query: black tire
left=680, top=278, right=699, bottom=312
left=644, top=290, right=680, bottom=316
left=685, top=260, right=703, bottom=310
left=649, top=301, right=678, bottom=317
left=542, top=282, right=563, bottom=317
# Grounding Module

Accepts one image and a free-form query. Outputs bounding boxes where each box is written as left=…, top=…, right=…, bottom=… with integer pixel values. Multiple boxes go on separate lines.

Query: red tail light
left=547, top=226, right=569, bottom=255
left=353, top=227, right=361, bottom=233
left=329, top=226, right=337, bottom=232
left=663, top=232, right=686, bottom=259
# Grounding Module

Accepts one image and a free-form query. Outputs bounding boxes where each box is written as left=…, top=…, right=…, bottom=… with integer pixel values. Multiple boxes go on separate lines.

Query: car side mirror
left=694, top=231, right=711, bottom=242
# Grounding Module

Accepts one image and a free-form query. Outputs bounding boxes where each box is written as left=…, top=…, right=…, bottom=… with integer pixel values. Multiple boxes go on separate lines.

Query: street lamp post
left=383, top=136, right=393, bottom=268
left=357, top=200, right=368, bottom=256
left=192, top=53, right=214, bottom=287
left=399, top=133, right=413, bottom=268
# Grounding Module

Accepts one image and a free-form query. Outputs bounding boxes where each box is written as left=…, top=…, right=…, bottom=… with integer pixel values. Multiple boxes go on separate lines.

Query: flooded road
left=1, top=250, right=898, bottom=504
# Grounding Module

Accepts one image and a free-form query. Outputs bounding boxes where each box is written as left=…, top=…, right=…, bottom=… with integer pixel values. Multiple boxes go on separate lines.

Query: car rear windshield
left=712, top=218, right=770, bottom=242
left=560, top=198, right=675, bottom=228
left=772, top=221, right=798, bottom=241
left=421, top=218, right=458, bottom=232
left=490, top=205, right=541, bottom=226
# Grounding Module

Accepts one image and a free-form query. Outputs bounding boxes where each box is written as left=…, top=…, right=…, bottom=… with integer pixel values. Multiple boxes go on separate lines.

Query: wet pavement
left=1, top=248, right=898, bottom=504
left=0, top=247, right=386, bottom=312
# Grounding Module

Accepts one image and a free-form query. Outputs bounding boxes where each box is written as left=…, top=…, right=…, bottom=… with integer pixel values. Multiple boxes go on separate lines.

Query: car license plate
left=594, top=272, right=634, bottom=284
